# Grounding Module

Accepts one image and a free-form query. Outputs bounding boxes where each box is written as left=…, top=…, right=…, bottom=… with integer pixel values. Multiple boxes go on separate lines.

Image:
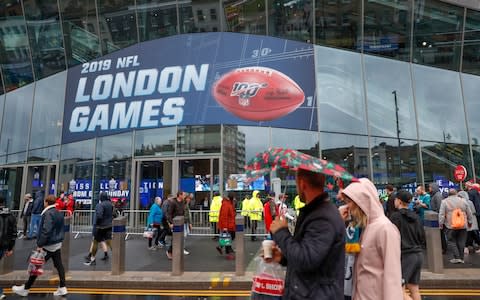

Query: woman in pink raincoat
left=341, top=178, right=403, bottom=300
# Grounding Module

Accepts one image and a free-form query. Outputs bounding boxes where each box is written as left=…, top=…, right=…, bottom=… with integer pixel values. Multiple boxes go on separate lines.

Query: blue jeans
left=29, top=214, right=41, bottom=238
left=0, top=249, right=4, bottom=295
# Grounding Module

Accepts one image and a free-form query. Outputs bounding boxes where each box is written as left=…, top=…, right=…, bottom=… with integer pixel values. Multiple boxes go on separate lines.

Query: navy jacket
left=95, top=194, right=113, bottom=229
left=37, top=206, right=64, bottom=248
left=31, top=191, right=45, bottom=215
left=272, top=193, right=345, bottom=299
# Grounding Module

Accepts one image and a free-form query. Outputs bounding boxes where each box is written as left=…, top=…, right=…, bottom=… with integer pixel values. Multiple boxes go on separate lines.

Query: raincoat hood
left=252, top=190, right=259, bottom=198
left=342, top=178, right=384, bottom=222
left=430, top=183, right=440, bottom=193
left=458, top=191, right=469, bottom=200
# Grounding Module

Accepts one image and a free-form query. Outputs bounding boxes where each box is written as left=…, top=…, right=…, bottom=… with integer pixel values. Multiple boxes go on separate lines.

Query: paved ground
left=12, top=236, right=261, bottom=272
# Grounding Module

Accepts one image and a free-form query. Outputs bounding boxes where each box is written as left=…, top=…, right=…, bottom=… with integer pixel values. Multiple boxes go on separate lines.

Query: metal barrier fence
left=13, top=208, right=272, bottom=240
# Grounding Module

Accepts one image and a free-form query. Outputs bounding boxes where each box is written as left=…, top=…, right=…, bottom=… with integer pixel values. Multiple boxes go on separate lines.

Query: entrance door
left=0, top=167, right=23, bottom=210
left=25, top=165, right=57, bottom=199
left=136, top=160, right=173, bottom=209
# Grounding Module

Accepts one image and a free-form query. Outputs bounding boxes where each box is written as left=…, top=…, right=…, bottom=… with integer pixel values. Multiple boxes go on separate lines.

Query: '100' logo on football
left=230, top=82, right=268, bottom=106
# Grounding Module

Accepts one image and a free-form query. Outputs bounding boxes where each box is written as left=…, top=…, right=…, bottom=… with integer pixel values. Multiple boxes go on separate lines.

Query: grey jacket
left=430, top=183, right=443, bottom=213
left=439, top=195, right=474, bottom=230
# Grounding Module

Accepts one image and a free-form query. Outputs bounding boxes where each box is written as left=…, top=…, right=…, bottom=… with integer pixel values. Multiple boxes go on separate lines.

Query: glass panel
left=315, top=0, right=361, bottom=50
left=6, top=152, right=26, bottom=164
left=223, top=125, right=246, bottom=183
left=0, top=85, right=34, bottom=155
left=422, top=141, right=472, bottom=190
left=0, top=2, right=34, bottom=91
left=320, top=132, right=370, bottom=179
left=463, top=9, right=480, bottom=76
left=179, top=0, right=222, bottom=33
left=23, top=0, right=66, bottom=79
left=137, top=0, right=178, bottom=41
left=98, top=0, right=138, bottom=54
left=413, top=0, right=463, bottom=71
left=94, top=132, right=132, bottom=209
left=268, top=0, right=313, bottom=43
left=370, top=137, right=420, bottom=190
left=363, top=0, right=411, bottom=61
left=315, top=45, right=367, bottom=134
left=461, top=73, right=480, bottom=178
left=29, top=71, right=66, bottom=149
left=223, top=0, right=266, bottom=35
left=412, top=65, right=467, bottom=143
left=134, top=127, right=176, bottom=157
left=177, top=125, right=221, bottom=155
left=364, top=55, right=416, bottom=139
left=28, top=145, right=60, bottom=162
left=179, top=158, right=211, bottom=204
left=0, top=167, right=23, bottom=210
left=60, top=139, right=95, bottom=207
left=238, top=126, right=269, bottom=162
left=271, top=128, right=319, bottom=156
left=0, top=69, right=5, bottom=95
left=60, top=0, right=101, bottom=67
left=139, top=160, right=172, bottom=209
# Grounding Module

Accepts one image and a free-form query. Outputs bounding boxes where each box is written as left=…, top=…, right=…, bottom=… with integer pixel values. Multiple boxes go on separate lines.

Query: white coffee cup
left=262, top=240, right=275, bottom=259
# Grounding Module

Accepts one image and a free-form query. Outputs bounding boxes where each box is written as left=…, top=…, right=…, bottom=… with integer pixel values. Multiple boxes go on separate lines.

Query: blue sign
left=62, top=32, right=317, bottom=143
left=72, top=179, right=93, bottom=204
left=139, top=179, right=163, bottom=208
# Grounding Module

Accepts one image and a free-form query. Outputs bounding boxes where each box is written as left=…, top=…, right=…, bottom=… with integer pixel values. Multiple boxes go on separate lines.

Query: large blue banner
left=62, top=32, right=317, bottom=143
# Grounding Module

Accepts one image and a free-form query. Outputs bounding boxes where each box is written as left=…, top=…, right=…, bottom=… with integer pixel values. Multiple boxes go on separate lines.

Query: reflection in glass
left=23, top=0, right=66, bottom=79
left=94, top=132, right=132, bottom=207
left=320, top=132, right=370, bottom=179
left=223, top=0, right=265, bottom=35
left=134, top=127, right=176, bottom=156
left=363, top=0, right=411, bottom=61
left=137, top=0, right=178, bottom=41
left=238, top=126, right=269, bottom=163
left=463, top=9, right=480, bottom=76
left=0, top=2, right=34, bottom=91
left=223, top=125, right=246, bottom=177
left=6, top=152, right=26, bottom=164
left=0, top=85, right=34, bottom=155
left=413, top=0, right=463, bottom=71
left=271, top=128, right=319, bottom=157
left=60, top=140, right=95, bottom=208
left=421, top=141, right=472, bottom=185
left=268, top=0, right=313, bottom=43
left=60, top=0, right=101, bottom=67
left=315, top=46, right=367, bottom=134
left=461, top=73, right=480, bottom=178
left=179, top=0, right=222, bottom=33
left=370, top=137, right=420, bottom=189
left=28, top=146, right=60, bottom=162
left=179, top=159, right=211, bottom=203
left=98, top=0, right=138, bottom=54
left=412, top=65, right=467, bottom=143
left=29, top=71, right=66, bottom=149
left=315, top=0, right=360, bottom=50
left=364, top=55, right=416, bottom=139
left=177, top=125, right=221, bottom=155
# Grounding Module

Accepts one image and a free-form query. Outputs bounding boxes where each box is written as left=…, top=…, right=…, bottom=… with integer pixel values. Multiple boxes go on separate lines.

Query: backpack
left=447, top=200, right=466, bottom=229
left=0, top=213, right=15, bottom=250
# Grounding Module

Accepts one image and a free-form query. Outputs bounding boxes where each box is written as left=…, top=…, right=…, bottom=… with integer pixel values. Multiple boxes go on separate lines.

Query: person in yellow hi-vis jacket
left=209, top=191, right=222, bottom=240
left=293, top=195, right=305, bottom=217
left=241, top=196, right=251, bottom=231
left=249, top=190, right=263, bottom=241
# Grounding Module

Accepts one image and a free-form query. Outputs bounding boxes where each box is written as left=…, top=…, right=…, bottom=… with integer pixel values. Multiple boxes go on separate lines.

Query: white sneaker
left=12, top=285, right=29, bottom=297
left=183, top=249, right=190, bottom=255
left=53, top=286, right=68, bottom=296
left=449, top=258, right=461, bottom=264
left=0, top=294, right=6, bottom=299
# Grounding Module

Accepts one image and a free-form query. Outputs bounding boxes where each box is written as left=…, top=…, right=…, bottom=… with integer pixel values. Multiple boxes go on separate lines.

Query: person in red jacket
left=64, top=194, right=75, bottom=216
left=55, top=192, right=66, bottom=211
left=216, top=193, right=236, bottom=259
left=263, top=192, right=278, bottom=233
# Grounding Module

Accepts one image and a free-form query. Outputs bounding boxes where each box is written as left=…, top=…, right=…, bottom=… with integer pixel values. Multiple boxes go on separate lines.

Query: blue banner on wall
left=62, top=32, right=317, bottom=143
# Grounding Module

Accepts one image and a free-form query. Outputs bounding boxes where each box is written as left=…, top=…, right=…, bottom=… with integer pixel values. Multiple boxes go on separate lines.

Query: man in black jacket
left=13, top=195, right=67, bottom=297
left=0, top=196, right=17, bottom=299
left=28, top=190, right=45, bottom=239
left=85, top=192, right=113, bottom=266
left=466, top=182, right=480, bottom=226
left=269, top=169, right=345, bottom=299
left=390, top=190, right=426, bottom=300
left=165, top=191, right=186, bottom=259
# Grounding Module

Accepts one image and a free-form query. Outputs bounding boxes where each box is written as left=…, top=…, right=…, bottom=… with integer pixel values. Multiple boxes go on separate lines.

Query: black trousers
left=148, top=224, right=162, bottom=247
left=466, top=230, right=480, bottom=247
left=25, top=249, right=65, bottom=289
left=22, top=216, right=30, bottom=236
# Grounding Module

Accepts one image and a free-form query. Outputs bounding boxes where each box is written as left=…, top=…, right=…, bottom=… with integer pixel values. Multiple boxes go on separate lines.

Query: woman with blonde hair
left=341, top=178, right=403, bottom=300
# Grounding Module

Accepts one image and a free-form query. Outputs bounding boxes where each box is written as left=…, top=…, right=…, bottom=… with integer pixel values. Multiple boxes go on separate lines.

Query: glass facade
left=0, top=0, right=479, bottom=209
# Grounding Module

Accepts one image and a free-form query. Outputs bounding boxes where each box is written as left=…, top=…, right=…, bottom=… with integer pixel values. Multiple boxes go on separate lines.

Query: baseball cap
left=396, top=190, right=412, bottom=203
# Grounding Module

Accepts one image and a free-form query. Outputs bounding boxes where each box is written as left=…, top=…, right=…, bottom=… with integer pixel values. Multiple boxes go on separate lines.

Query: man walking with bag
left=0, top=196, right=17, bottom=299
left=13, top=195, right=67, bottom=297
